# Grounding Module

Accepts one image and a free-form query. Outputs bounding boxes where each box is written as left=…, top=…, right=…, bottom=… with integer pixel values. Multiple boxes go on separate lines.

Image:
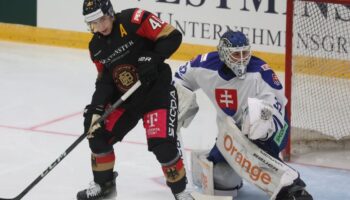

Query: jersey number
left=149, top=16, right=164, bottom=30
left=273, top=97, right=282, bottom=115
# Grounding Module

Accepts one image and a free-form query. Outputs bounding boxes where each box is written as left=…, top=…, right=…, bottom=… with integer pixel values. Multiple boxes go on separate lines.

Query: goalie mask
left=83, top=0, right=115, bottom=33
left=217, top=30, right=251, bottom=79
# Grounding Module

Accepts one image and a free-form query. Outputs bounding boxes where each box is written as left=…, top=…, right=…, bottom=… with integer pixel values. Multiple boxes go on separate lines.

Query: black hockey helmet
left=83, top=0, right=114, bottom=23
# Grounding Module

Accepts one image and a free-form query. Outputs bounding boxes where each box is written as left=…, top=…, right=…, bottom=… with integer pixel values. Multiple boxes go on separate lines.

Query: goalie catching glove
left=84, top=104, right=105, bottom=138
left=242, top=97, right=275, bottom=140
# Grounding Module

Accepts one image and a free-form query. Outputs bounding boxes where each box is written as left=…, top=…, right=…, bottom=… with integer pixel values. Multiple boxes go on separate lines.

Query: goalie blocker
left=175, top=82, right=199, bottom=130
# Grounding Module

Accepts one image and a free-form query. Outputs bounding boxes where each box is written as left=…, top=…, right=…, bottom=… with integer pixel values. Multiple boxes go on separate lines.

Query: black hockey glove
left=83, top=104, right=105, bottom=138
left=137, top=52, right=161, bottom=84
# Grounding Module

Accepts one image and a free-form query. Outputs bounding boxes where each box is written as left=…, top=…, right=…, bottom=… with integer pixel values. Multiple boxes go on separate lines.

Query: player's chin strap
left=216, top=117, right=299, bottom=200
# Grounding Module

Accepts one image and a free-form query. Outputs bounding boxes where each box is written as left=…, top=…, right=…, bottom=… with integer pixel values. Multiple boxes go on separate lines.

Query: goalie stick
left=0, top=81, right=141, bottom=200
left=191, top=191, right=232, bottom=200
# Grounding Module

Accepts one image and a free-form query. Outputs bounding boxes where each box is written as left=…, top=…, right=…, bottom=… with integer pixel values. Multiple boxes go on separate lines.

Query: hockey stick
left=0, top=81, right=141, bottom=200
left=191, top=192, right=232, bottom=200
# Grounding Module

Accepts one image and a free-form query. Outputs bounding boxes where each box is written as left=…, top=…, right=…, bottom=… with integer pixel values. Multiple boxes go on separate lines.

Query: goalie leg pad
left=216, top=117, right=299, bottom=200
left=191, top=150, right=214, bottom=194
left=191, top=150, right=242, bottom=198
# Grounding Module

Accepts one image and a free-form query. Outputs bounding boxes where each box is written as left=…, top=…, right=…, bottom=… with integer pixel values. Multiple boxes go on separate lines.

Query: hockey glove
left=241, top=98, right=275, bottom=141
left=84, top=104, right=105, bottom=138
left=137, top=52, right=161, bottom=84
left=175, top=82, right=199, bottom=129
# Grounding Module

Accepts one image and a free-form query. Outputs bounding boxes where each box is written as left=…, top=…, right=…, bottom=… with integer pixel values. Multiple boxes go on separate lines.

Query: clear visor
left=84, top=8, right=114, bottom=33
left=84, top=9, right=104, bottom=23
left=86, top=15, right=111, bottom=33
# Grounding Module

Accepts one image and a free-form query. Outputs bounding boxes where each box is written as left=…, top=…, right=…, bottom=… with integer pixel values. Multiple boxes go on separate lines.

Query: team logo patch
left=84, top=0, right=95, bottom=11
left=144, top=109, right=167, bottom=139
left=179, top=64, right=187, bottom=75
left=272, top=73, right=281, bottom=86
left=112, top=64, right=138, bottom=93
left=215, top=89, right=238, bottom=116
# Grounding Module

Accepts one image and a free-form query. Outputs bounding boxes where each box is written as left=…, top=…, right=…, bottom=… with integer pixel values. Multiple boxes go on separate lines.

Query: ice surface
left=0, top=41, right=349, bottom=200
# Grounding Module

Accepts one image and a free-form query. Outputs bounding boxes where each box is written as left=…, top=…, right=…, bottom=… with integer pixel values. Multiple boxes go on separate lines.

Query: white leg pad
left=191, top=150, right=238, bottom=199
left=191, top=150, right=214, bottom=195
left=216, top=117, right=299, bottom=200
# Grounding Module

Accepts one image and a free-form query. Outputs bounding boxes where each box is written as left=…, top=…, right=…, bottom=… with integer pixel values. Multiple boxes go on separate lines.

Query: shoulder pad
left=117, top=8, right=146, bottom=25
left=190, top=52, right=222, bottom=71
left=246, top=56, right=267, bottom=73
left=248, top=56, right=282, bottom=90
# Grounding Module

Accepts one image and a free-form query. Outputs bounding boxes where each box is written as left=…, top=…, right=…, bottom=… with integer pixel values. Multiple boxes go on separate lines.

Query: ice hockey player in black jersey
left=77, top=0, right=193, bottom=200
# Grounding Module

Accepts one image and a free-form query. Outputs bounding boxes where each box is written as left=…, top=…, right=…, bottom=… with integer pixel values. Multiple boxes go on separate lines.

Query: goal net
left=285, top=0, right=350, bottom=158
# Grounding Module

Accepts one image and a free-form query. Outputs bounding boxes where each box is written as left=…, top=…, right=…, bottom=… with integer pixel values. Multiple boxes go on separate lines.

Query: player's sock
left=76, top=171, right=118, bottom=200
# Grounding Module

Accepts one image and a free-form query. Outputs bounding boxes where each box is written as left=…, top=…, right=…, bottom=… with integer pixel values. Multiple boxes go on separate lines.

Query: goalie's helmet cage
left=83, top=0, right=114, bottom=23
left=217, top=30, right=252, bottom=79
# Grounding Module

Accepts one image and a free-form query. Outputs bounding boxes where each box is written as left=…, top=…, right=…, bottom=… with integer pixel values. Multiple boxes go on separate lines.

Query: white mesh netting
left=290, top=0, right=350, bottom=154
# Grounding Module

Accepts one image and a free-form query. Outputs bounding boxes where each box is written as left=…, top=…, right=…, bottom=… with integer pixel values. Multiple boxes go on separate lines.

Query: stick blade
left=191, top=191, right=233, bottom=200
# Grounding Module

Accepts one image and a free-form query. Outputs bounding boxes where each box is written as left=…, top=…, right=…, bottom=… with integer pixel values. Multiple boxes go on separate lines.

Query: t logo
left=215, top=89, right=238, bottom=116
left=143, top=109, right=166, bottom=139
left=146, top=112, right=158, bottom=127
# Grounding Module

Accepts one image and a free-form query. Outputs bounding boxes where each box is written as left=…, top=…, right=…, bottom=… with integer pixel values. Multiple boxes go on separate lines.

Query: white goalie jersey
left=174, top=51, right=288, bottom=140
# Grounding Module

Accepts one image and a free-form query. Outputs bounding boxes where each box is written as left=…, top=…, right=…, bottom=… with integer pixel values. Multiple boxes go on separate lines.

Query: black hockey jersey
left=87, top=8, right=182, bottom=109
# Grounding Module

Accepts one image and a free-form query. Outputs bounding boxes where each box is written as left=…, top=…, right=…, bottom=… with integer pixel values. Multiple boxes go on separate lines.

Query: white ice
left=0, top=41, right=349, bottom=200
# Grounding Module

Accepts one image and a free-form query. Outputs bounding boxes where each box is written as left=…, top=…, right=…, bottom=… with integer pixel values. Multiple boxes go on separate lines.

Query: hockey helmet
left=217, top=30, right=251, bottom=79
left=83, top=0, right=114, bottom=23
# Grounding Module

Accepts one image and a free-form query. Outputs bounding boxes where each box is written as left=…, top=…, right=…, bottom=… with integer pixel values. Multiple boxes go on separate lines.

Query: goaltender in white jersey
left=174, top=30, right=313, bottom=200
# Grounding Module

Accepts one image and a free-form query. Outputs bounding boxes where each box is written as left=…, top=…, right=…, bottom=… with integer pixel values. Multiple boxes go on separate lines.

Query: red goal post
left=285, top=0, right=350, bottom=161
